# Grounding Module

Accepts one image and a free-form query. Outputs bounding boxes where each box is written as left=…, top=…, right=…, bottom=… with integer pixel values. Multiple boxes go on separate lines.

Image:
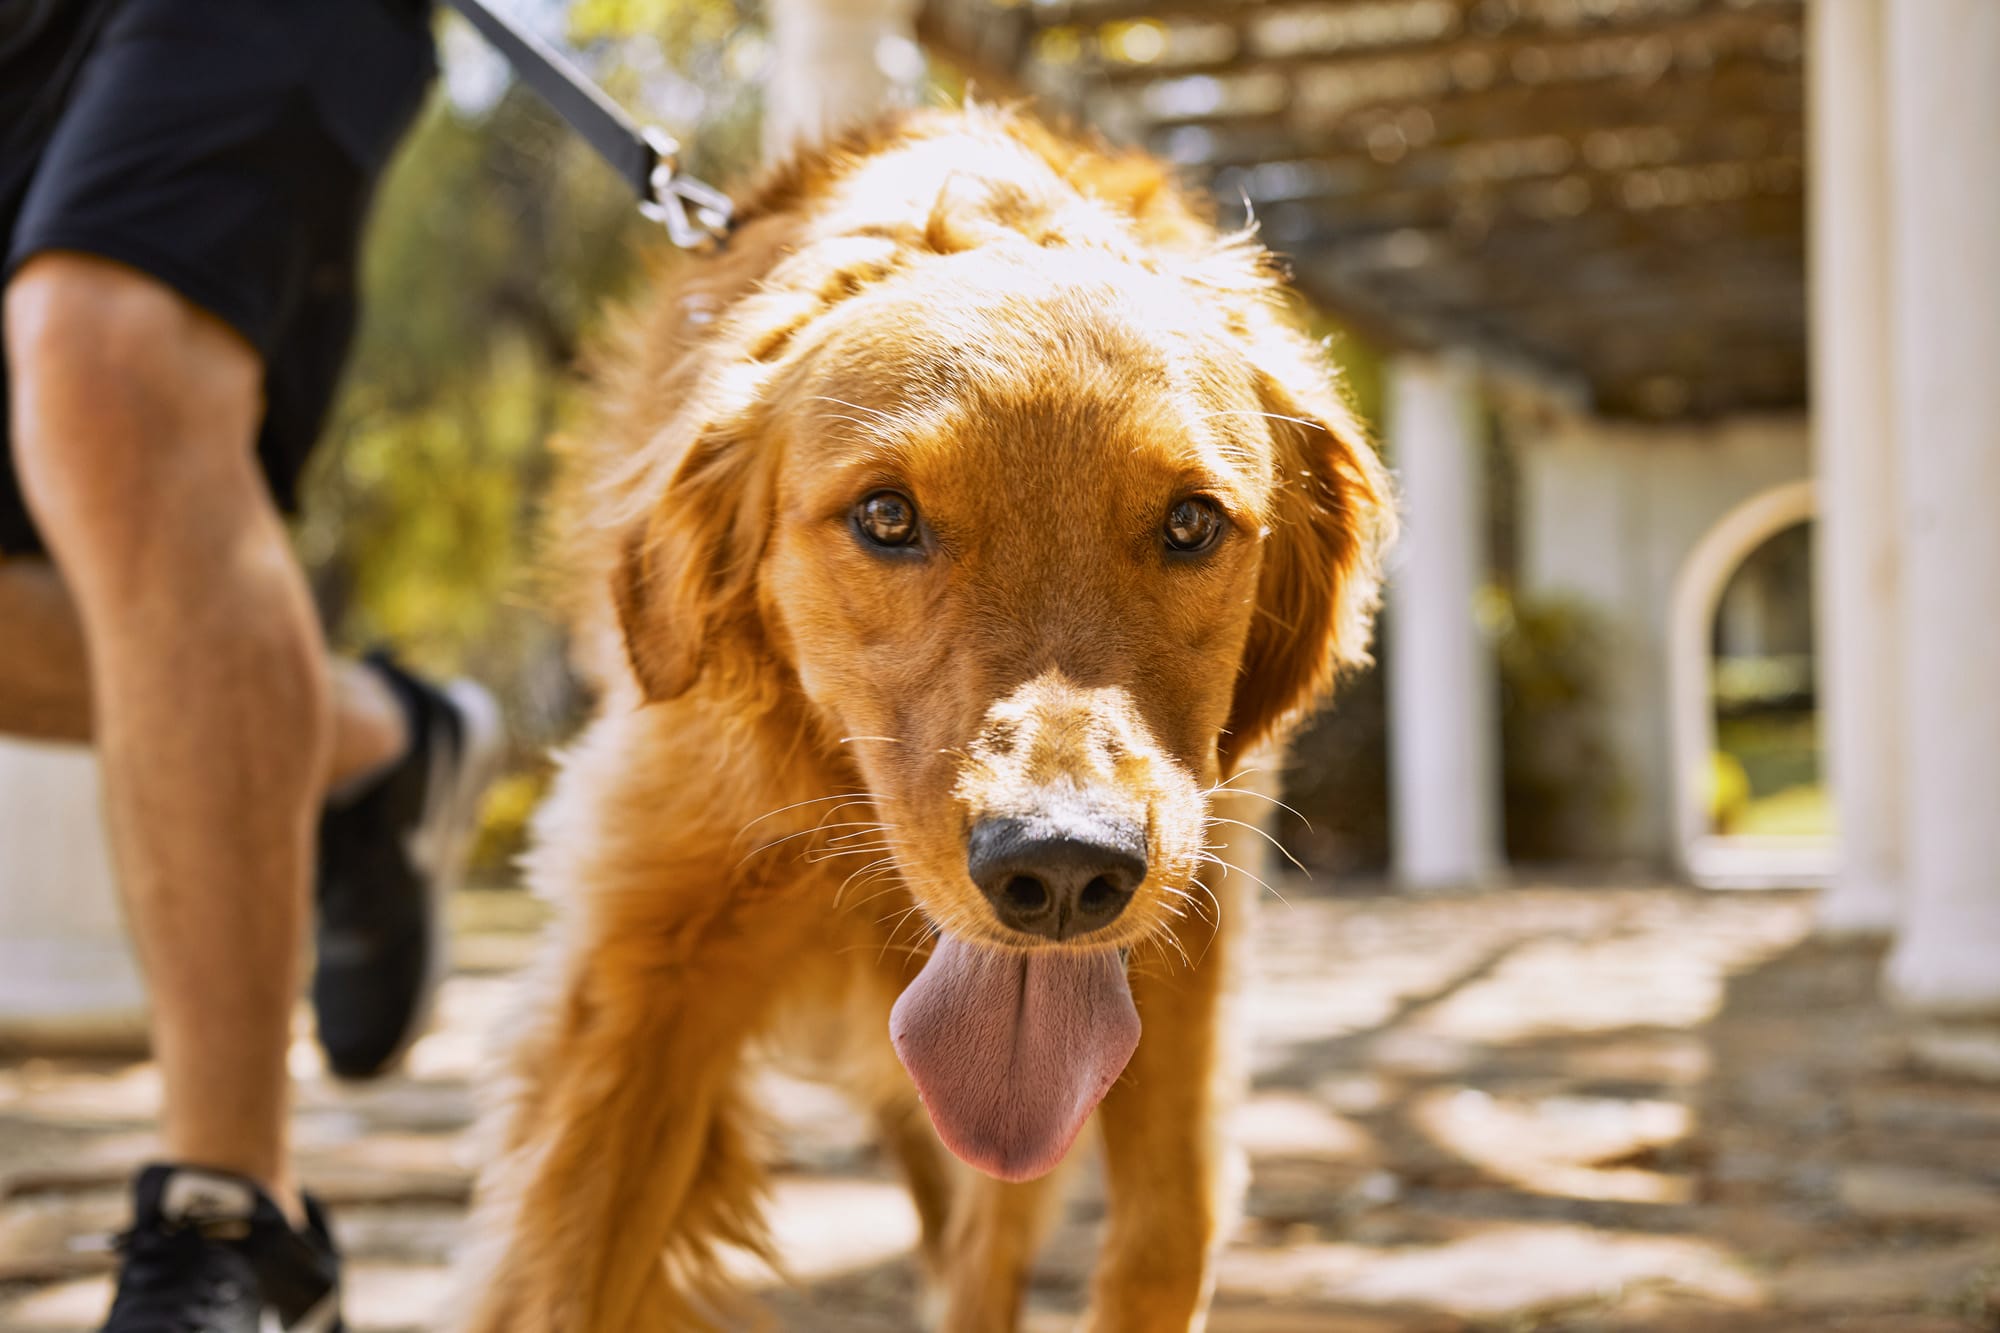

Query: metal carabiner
left=640, top=129, right=734, bottom=250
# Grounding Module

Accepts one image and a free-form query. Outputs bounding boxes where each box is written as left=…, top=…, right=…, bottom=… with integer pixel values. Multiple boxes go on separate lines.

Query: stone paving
left=4, top=885, right=1999, bottom=1332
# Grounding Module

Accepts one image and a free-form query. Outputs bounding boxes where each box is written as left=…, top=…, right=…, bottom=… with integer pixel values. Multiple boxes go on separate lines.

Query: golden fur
left=448, top=106, right=1393, bottom=1331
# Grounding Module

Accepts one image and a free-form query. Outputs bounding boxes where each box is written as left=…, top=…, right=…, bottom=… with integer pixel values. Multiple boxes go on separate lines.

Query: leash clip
left=640, top=129, right=733, bottom=249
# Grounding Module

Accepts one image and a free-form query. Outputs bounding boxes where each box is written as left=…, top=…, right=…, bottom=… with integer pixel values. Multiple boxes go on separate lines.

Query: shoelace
left=105, top=1215, right=255, bottom=1333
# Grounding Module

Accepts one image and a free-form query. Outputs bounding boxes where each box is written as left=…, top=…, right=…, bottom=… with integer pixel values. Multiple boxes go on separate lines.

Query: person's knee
left=4, top=253, right=263, bottom=540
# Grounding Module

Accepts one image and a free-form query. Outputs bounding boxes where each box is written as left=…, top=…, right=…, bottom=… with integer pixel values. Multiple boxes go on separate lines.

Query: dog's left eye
left=1164, top=496, right=1224, bottom=553
left=855, top=490, right=921, bottom=548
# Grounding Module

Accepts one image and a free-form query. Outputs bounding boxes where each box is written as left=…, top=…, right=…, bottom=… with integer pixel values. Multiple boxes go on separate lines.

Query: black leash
left=441, top=0, right=733, bottom=249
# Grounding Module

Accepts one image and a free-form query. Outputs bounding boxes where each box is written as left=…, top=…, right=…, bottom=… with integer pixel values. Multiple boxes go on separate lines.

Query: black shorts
left=0, top=0, right=435, bottom=557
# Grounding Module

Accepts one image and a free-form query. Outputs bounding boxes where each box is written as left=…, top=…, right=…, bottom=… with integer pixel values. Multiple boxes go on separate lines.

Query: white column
left=763, top=0, right=923, bottom=162
left=1808, top=0, right=1903, bottom=935
left=1882, top=0, right=2000, bottom=1014
left=1387, top=354, right=1501, bottom=889
left=0, top=740, right=147, bottom=1050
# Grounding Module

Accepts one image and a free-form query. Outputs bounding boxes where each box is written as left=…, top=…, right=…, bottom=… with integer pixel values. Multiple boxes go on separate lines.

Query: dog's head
left=602, top=113, right=1391, bottom=1177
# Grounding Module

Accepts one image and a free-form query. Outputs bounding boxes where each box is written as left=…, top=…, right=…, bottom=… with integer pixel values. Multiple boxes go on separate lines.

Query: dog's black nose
left=966, top=813, right=1146, bottom=941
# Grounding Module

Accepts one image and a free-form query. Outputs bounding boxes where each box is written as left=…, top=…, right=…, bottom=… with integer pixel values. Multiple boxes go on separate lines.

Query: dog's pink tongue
left=891, top=936, right=1139, bottom=1182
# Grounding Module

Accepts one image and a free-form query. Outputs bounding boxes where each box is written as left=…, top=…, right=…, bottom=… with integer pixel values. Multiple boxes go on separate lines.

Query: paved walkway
left=4, top=886, right=1999, bottom=1331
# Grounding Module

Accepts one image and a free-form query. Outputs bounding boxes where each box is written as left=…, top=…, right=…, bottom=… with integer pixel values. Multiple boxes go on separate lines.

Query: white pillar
left=0, top=740, right=147, bottom=1050
left=1387, top=354, right=1501, bottom=889
left=1882, top=0, right=2000, bottom=1014
left=1808, top=0, right=1903, bottom=936
left=763, top=0, right=922, bottom=162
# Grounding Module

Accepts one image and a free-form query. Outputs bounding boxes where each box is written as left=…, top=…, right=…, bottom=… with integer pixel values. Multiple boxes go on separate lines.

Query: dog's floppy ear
left=1225, top=321, right=1396, bottom=765
left=611, top=413, right=775, bottom=703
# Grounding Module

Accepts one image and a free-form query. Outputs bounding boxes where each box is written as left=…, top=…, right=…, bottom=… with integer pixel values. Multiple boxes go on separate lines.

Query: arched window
left=1669, top=481, right=1834, bottom=886
left=1709, top=522, right=1827, bottom=841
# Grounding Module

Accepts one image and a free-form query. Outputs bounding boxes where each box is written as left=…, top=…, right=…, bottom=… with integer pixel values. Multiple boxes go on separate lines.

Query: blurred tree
left=1494, top=593, right=1622, bottom=863
left=299, top=6, right=764, bottom=872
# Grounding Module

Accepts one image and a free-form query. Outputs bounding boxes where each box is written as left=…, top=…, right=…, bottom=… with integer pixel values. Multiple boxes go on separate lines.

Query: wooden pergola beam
left=1085, top=3, right=1799, bottom=88
left=914, top=0, right=1811, bottom=417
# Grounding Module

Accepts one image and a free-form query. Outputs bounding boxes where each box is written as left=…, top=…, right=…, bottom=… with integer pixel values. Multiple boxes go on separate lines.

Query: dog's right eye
left=855, top=490, right=921, bottom=548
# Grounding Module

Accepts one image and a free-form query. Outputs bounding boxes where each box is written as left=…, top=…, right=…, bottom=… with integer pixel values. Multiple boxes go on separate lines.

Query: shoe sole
left=335, top=679, right=506, bottom=1081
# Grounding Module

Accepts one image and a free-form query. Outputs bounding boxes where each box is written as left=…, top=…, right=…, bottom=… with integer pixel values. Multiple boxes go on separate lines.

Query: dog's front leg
left=1082, top=909, right=1247, bottom=1333
left=448, top=872, right=818, bottom=1333
left=937, top=1170, right=1063, bottom=1333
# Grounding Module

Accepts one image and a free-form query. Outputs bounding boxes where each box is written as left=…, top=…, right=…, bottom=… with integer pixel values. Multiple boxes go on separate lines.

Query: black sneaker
left=102, top=1164, right=343, bottom=1333
left=313, top=652, right=503, bottom=1080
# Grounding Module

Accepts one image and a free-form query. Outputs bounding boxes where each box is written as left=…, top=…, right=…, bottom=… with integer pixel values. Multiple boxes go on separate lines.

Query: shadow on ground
left=4, top=885, right=1998, bottom=1331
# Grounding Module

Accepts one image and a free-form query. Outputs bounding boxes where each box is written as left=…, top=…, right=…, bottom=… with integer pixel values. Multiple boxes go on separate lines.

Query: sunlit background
left=5, top=0, right=1999, bottom=1328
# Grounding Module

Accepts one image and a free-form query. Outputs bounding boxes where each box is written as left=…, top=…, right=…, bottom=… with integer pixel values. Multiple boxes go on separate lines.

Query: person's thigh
left=0, top=0, right=434, bottom=558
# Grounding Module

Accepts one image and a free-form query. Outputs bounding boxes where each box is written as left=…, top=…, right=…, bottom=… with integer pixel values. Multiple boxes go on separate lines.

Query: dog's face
left=603, top=119, right=1392, bottom=1179
left=614, top=238, right=1388, bottom=957
left=764, top=255, right=1275, bottom=951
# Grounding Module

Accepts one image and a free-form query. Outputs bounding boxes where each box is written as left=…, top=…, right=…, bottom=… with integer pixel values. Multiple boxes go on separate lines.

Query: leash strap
left=441, top=0, right=733, bottom=248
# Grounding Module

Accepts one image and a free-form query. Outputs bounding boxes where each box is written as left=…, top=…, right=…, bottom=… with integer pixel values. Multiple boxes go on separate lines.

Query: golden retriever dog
left=448, top=105, right=1392, bottom=1331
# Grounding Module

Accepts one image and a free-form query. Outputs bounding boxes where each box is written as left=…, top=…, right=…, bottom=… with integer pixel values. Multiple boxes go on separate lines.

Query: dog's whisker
left=825, top=824, right=896, bottom=844
left=1161, top=880, right=1217, bottom=927
left=737, top=820, right=891, bottom=868
left=740, top=789, right=875, bottom=824
left=1188, top=876, right=1222, bottom=924
left=1186, top=877, right=1224, bottom=951
left=736, top=790, right=878, bottom=838
left=833, top=852, right=899, bottom=888
left=802, top=802, right=885, bottom=841
left=837, top=735, right=902, bottom=747
left=1204, top=815, right=1310, bottom=877
left=1196, top=849, right=1291, bottom=909
left=1135, top=928, right=1193, bottom=974
left=805, top=841, right=897, bottom=865
left=1203, top=777, right=1315, bottom=833
left=804, top=820, right=900, bottom=852
left=1185, top=880, right=1223, bottom=966
left=805, top=831, right=897, bottom=860
left=833, top=861, right=903, bottom=910
left=838, top=882, right=909, bottom=915
left=836, top=859, right=900, bottom=891
left=811, top=849, right=897, bottom=869
left=878, top=902, right=928, bottom=934
left=875, top=904, right=939, bottom=965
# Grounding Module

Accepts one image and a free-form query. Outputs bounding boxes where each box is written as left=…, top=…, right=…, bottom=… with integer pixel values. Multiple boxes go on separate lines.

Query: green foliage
left=1494, top=591, right=1623, bottom=862
left=301, top=89, right=643, bottom=728
left=1305, top=310, right=1384, bottom=441
left=570, top=0, right=745, bottom=53
left=299, top=14, right=764, bottom=873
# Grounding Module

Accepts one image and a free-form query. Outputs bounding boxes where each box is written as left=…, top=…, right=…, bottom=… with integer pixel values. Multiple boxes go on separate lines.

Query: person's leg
left=6, top=251, right=334, bottom=1211
left=0, top=554, right=409, bottom=784
left=0, top=556, right=90, bottom=739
